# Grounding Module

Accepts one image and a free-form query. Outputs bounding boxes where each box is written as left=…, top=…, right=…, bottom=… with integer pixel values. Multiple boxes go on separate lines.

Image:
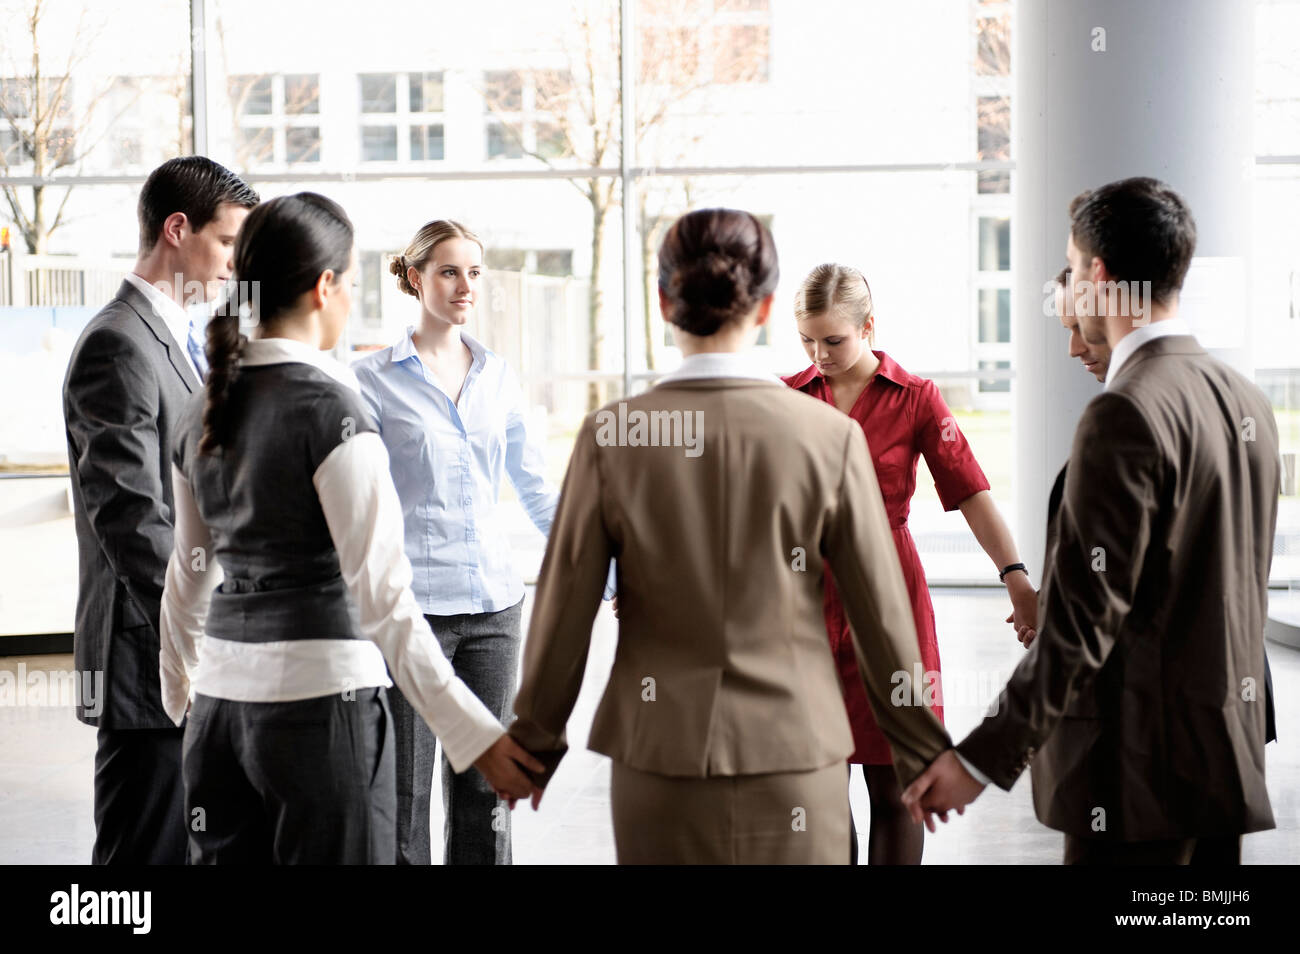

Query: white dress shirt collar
left=124, top=271, right=201, bottom=376
left=241, top=336, right=362, bottom=393
left=1104, top=317, right=1195, bottom=389
left=656, top=350, right=782, bottom=385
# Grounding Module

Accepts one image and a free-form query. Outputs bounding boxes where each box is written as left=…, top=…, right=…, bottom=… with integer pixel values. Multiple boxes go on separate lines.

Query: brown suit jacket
left=1048, top=461, right=1277, bottom=747
left=509, top=375, right=952, bottom=787
left=960, top=335, right=1278, bottom=840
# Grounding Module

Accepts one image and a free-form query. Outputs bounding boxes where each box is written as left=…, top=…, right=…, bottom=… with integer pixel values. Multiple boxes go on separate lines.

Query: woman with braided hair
left=158, top=193, right=540, bottom=864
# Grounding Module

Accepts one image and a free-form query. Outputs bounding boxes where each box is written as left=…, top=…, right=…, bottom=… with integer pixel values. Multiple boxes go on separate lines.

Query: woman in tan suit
left=508, top=209, right=953, bottom=864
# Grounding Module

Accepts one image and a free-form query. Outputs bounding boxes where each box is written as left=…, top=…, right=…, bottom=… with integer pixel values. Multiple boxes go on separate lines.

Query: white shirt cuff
left=955, top=750, right=993, bottom=787
left=314, top=432, right=505, bottom=774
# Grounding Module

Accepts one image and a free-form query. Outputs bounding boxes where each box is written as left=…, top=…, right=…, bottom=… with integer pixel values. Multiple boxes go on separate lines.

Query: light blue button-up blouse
left=352, top=327, right=558, bottom=616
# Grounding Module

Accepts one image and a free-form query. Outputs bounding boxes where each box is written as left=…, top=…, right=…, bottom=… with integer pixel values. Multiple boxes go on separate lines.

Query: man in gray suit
left=62, top=157, right=257, bottom=864
left=904, top=178, right=1278, bottom=864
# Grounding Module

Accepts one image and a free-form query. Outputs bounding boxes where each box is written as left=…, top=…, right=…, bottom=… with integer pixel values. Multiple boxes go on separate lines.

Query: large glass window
left=482, top=69, right=573, bottom=162
left=977, top=288, right=1011, bottom=343
left=353, top=72, right=448, bottom=164
left=978, top=216, right=1010, bottom=271
left=230, top=74, right=272, bottom=115
left=361, top=125, right=397, bottom=162
left=4, top=0, right=1300, bottom=641
left=486, top=121, right=523, bottom=159
left=229, top=73, right=321, bottom=167
left=409, top=124, right=445, bottom=161
left=409, top=72, right=444, bottom=113
left=359, top=73, right=397, bottom=114
left=285, top=126, right=321, bottom=163
left=284, top=74, right=320, bottom=115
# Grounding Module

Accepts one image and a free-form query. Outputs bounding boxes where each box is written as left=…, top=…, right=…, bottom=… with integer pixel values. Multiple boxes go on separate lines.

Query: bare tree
left=0, top=0, right=103, bottom=252
left=0, top=0, right=186, bottom=254
left=638, top=176, right=691, bottom=370
left=223, top=72, right=322, bottom=170
left=214, top=11, right=321, bottom=172
left=974, top=8, right=1011, bottom=77
left=483, top=0, right=769, bottom=404
left=974, top=9, right=1011, bottom=194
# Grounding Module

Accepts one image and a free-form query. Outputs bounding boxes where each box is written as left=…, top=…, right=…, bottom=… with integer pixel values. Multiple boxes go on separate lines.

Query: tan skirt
left=609, top=760, right=849, bottom=864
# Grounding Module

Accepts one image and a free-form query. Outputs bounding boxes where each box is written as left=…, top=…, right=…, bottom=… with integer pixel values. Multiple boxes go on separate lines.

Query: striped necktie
left=186, top=315, right=209, bottom=381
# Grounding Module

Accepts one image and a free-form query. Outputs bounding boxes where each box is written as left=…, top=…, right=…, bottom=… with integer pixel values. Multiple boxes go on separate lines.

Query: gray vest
left=173, top=362, right=378, bottom=643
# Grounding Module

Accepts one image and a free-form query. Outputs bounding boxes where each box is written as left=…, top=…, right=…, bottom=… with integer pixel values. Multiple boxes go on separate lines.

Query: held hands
left=1003, top=571, right=1038, bottom=648
left=475, top=734, right=545, bottom=806
left=900, top=749, right=987, bottom=833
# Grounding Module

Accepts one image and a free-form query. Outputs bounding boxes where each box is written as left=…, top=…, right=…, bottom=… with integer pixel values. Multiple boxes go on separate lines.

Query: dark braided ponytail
left=198, top=296, right=245, bottom=454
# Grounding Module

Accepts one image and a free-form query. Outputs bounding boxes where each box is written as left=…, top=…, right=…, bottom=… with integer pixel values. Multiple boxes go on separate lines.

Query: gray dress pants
left=389, top=599, right=523, bottom=865
left=93, top=725, right=189, bottom=865
left=183, top=687, right=395, bottom=864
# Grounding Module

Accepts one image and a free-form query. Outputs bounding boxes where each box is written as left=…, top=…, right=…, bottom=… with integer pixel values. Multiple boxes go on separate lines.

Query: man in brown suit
left=904, top=178, right=1278, bottom=864
left=1023, top=266, right=1276, bottom=743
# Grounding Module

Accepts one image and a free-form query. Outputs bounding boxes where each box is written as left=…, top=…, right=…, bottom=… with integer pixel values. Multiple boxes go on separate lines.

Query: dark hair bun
left=670, top=252, right=753, bottom=336
left=658, top=208, right=779, bottom=337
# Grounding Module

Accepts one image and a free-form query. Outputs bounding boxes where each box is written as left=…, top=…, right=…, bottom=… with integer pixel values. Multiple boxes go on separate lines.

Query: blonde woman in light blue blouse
left=354, top=219, right=597, bottom=865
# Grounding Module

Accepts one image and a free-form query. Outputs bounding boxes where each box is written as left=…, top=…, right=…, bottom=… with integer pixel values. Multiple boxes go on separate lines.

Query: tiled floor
left=1, top=589, right=1295, bottom=864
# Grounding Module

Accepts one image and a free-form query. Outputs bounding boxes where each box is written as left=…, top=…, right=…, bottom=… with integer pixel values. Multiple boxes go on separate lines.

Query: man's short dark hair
left=1068, top=177, right=1196, bottom=307
left=138, top=156, right=259, bottom=255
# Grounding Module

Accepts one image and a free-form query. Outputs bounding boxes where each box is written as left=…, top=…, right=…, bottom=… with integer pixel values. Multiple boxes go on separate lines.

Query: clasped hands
left=900, top=749, right=988, bottom=832
left=482, top=736, right=990, bottom=831
left=903, top=573, right=1032, bottom=829
left=484, top=596, right=1004, bottom=825
left=474, top=734, right=548, bottom=810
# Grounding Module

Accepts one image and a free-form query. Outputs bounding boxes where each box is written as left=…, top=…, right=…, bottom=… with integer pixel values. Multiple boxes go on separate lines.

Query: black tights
left=848, top=763, right=925, bottom=865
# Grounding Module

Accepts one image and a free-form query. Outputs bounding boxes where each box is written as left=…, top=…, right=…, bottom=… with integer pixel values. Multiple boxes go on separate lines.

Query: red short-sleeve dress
left=783, top=351, right=990, bottom=764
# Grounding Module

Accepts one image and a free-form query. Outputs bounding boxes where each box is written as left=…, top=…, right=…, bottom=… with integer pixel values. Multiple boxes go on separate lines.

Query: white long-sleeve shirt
left=158, top=337, right=505, bottom=773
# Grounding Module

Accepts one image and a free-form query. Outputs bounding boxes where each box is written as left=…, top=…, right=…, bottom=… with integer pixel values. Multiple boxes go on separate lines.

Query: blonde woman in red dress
left=783, top=263, right=1036, bottom=865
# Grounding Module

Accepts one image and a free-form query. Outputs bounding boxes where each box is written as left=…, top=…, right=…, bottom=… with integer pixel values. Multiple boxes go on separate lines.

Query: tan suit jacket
left=960, top=336, right=1278, bottom=840
left=510, top=376, right=952, bottom=787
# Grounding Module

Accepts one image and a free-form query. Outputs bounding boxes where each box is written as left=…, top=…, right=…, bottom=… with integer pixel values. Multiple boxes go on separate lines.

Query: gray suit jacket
left=960, top=335, right=1278, bottom=840
left=63, top=279, right=200, bottom=728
